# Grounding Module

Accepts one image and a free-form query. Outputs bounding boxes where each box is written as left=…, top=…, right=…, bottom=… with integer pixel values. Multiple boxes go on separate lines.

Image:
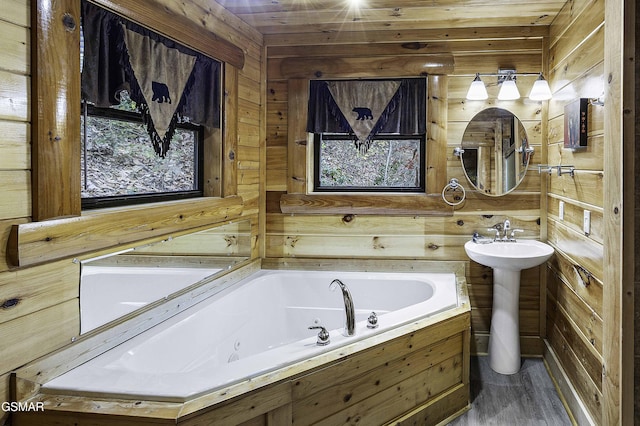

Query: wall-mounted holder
left=538, top=164, right=575, bottom=177
left=453, top=147, right=464, bottom=157
left=516, top=145, right=534, bottom=154
left=589, top=95, right=605, bottom=106
left=442, top=178, right=466, bottom=206
left=573, top=264, right=594, bottom=287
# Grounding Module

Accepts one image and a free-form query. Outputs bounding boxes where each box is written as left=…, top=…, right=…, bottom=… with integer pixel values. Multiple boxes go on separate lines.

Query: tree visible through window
left=79, top=0, right=220, bottom=208
left=308, top=78, right=427, bottom=193
left=80, top=93, right=203, bottom=206
left=314, top=134, right=425, bottom=192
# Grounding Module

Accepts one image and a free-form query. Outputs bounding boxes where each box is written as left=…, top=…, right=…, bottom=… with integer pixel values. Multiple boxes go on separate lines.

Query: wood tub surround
left=12, top=261, right=471, bottom=425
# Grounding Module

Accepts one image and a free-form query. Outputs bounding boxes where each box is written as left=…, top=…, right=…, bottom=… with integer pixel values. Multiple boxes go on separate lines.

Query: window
left=80, top=95, right=204, bottom=208
left=307, top=78, right=427, bottom=193
left=313, top=133, right=425, bottom=192
left=31, top=0, right=243, bottom=222
left=79, top=0, right=220, bottom=209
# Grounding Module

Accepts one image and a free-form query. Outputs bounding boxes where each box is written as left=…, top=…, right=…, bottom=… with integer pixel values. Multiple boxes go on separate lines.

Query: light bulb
left=498, top=75, right=520, bottom=100
left=466, top=73, right=488, bottom=100
left=528, top=73, right=552, bottom=101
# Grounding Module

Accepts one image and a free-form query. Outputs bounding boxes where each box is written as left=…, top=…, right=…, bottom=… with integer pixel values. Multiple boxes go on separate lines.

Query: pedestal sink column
left=463, top=239, right=554, bottom=375
left=488, top=268, right=521, bottom=375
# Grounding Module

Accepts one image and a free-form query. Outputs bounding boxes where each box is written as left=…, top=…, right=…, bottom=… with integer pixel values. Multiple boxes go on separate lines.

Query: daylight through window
left=80, top=0, right=220, bottom=208
left=314, top=134, right=425, bottom=192
left=80, top=96, right=204, bottom=208
left=308, top=78, right=427, bottom=192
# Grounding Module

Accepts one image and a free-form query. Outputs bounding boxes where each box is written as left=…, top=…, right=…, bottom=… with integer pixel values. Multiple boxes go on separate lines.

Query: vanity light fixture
left=466, top=73, right=488, bottom=100
left=497, top=73, right=520, bottom=100
left=528, top=73, right=553, bottom=101
left=466, top=71, right=553, bottom=101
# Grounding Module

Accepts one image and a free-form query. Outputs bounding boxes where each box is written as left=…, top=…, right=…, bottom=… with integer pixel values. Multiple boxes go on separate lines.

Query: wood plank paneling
left=0, top=20, right=29, bottom=75
left=264, top=26, right=549, bottom=47
left=8, top=196, right=244, bottom=267
left=544, top=0, right=607, bottom=423
left=547, top=303, right=602, bottom=424
left=286, top=79, right=307, bottom=194
left=0, top=0, right=30, bottom=27
left=292, top=335, right=463, bottom=424
left=278, top=55, right=454, bottom=79
left=0, top=260, right=79, bottom=325
left=0, top=120, right=30, bottom=170
left=0, top=300, right=79, bottom=375
left=0, top=70, right=29, bottom=121
left=601, top=0, right=634, bottom=422
left=0, top=170, right=30, bottom=220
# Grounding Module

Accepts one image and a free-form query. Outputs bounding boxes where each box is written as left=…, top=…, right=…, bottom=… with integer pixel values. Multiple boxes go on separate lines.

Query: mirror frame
left=456, top=107, right=533, bottom=197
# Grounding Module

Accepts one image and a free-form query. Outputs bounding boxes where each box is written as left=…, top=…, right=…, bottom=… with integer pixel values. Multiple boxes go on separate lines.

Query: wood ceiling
left=215, top=0, right=566, bottom=37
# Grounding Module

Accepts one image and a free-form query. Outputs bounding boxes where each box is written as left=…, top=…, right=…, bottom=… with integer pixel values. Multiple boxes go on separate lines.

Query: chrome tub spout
left=329, top=279, right=355, bottom=336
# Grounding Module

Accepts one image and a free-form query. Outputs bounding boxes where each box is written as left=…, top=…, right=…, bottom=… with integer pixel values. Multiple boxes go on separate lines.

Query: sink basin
left=464, top=239, right=554, bottom=271
left=464, top=238, right=554, bottom=375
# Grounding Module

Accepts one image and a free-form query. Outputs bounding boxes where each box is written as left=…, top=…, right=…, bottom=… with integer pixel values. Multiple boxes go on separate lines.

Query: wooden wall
left=636, top=3, right=640, bottom=421
left=544, top=0, right=605, bottom=424
left=0, top=1, right=263, bottom=424
left=265, top=29, right=546, bottom=357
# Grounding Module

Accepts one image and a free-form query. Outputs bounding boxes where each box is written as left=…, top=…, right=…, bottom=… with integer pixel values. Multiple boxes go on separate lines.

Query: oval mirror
left=458, top=108, right=532, bottom=196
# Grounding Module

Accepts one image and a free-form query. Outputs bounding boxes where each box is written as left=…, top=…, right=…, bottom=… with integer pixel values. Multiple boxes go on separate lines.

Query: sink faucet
left=329, top=279, right=355, bottom=336
left=488, top=219, right=523, bottom=241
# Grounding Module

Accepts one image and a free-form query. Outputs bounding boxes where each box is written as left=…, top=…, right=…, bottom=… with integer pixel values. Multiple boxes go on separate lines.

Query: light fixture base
left=497, top=68, right=517, bottom=84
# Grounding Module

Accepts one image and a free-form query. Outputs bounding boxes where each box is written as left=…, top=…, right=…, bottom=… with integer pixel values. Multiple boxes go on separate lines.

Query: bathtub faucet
left=329, top=279, right=355, bottom=336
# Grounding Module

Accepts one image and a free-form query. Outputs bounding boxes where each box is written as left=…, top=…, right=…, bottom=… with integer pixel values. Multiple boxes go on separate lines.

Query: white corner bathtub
left=80, top=265, right=221, bottom=333
left=46, top=269, right=459, bottom=402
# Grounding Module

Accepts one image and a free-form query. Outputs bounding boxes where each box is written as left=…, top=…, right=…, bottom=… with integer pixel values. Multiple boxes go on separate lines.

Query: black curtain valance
left=307, top=78, right=426, bottom=151
left=81, top=1, right=220, bottom=157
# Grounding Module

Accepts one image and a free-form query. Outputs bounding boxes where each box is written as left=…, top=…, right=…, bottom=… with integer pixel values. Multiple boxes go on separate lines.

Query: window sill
left=279, top=193, right=453, bottom=216
left=8, top=196, right=243, bottom=268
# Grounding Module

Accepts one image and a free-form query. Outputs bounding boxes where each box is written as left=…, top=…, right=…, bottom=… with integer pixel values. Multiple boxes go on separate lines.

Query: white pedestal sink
left=464, top=239, right=554, bottom=374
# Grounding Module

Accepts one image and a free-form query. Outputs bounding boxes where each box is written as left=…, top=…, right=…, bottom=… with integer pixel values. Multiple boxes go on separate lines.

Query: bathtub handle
left=367, top=312, right=379, bottom=329
left=308, top=326, right=330, bottom=346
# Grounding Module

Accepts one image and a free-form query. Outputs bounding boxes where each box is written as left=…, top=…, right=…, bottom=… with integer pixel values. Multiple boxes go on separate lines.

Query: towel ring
left=442, top=178, right=466, bottom=206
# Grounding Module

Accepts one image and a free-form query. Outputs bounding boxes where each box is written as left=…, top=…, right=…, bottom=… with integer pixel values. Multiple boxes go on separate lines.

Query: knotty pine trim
left=7, top=196, right=243, bottom=267
left=31, top=0, right=82, bottom=221
left=286, top=79, right=308, bottom=194
left=427, top=74, right=448, bottom=194
left=263, top=26, right=548, bottom=47
left=602, top=0, right=635, bottom=423
left=223, top=65, right=239, bottom=197
left=280, top=193, right=453, bottom=216
left=279, top=55, right=454, bottom=79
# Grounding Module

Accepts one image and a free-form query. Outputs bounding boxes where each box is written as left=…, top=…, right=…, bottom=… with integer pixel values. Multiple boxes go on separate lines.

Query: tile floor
left=447, top=356, right=573, bottom=425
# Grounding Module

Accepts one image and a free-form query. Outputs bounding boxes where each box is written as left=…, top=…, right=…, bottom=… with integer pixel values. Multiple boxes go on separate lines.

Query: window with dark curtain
left=307, top=78, right=426, bottom=142
left=81, top=0, right=220, bottom=157
left=80, top=0, right=221, bottom=208
left=307, top=78, right=427, bottom=193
